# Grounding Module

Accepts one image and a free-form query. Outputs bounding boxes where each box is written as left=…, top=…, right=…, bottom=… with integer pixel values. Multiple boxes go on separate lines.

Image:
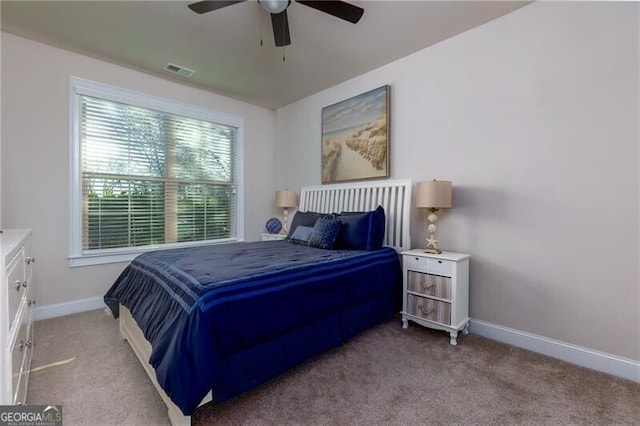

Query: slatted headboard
left=299, top=179, right=412, bottom=252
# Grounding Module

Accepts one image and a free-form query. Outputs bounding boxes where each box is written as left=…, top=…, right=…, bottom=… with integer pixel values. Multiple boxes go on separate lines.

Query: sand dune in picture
left=322, top=114, right=387, bottom=182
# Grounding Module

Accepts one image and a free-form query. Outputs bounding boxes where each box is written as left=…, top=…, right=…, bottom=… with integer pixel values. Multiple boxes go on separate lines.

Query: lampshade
left=416, top=180, right=452, bottom=209
left=276, top=190, right=296, bottom=208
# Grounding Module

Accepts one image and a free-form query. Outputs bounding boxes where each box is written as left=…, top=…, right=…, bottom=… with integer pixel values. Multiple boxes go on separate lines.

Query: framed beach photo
left=321, top=85, right=390, bottom=184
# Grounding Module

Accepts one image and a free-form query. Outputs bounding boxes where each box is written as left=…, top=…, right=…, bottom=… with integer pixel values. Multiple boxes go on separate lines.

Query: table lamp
left=416, top=180, right=452, bottom=254
left=276, top=189, right=297, bottom=234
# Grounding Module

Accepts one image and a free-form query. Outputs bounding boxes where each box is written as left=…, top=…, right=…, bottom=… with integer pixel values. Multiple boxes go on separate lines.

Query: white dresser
left=401, top=249, right=470, bottom=345
left=0, top=229, right=35, bottom=405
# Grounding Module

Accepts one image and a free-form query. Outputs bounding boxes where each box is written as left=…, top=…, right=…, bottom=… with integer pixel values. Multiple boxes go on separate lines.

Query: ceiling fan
left=188, top=0, right=364, bottom=47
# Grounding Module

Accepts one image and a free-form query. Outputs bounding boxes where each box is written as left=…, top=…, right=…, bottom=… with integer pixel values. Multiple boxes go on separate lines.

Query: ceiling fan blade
left=188, top=0, right=247, bottom=14
left=271, top=10, right=291, bottom=47
left=296, top=1, right=364, bottom=24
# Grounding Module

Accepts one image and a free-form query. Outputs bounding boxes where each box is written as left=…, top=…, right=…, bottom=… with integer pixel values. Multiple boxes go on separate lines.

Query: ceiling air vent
left=164, top=63, right=195, bottom=78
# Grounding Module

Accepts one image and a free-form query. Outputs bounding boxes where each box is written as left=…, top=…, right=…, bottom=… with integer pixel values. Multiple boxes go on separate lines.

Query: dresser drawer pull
left=422, top=282, right=435, bottom=290
left=18, top=340, right=26, bottom=352
left=22, top=281, right=28, bottom=288
left=28, top=299, right=37, bottom=307
left=15, top=280, right=22, bottom=291
left=26, top=340, right=33, bottom=347
left=26, top=256, right=36, bottom=264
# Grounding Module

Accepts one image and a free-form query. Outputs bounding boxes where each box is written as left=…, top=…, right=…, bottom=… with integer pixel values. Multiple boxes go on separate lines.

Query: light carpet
left=27, top=310, right=640, bottom=425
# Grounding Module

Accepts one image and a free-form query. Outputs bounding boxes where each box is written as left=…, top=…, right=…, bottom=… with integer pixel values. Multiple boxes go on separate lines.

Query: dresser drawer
left=407, top=271, right=451, bottom=300
left=24, top=238, right=34, bottom=283
left=11, top=316, right=30, bottom=404
left=15, top=322, right=34, bottom=405
left=7, top=252, right=25, bottom=334
left=404, top=255, right=452, bottom=276
left=406, top=294, right=451, bottom=326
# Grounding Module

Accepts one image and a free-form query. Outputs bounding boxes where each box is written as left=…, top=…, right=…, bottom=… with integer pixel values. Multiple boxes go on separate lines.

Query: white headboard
left=299, top=179, right=412, bottom=252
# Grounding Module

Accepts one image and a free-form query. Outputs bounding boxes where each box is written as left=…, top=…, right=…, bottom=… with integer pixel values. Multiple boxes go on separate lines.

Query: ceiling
left=1, top=1, right=528, bottom=109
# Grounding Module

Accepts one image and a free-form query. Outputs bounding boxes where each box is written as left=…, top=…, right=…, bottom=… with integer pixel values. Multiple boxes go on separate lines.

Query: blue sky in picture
left=322, top=86, right=388, bottom=135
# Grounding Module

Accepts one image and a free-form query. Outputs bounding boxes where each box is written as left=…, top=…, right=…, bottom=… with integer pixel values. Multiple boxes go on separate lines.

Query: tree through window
left=70, top=78, right=242, bottom=264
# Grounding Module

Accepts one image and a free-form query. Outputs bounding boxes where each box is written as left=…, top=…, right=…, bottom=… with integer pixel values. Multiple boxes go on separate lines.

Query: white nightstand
left=261, top=233, right=286, bottom=241
left=400, top=249, right=470, bottom=345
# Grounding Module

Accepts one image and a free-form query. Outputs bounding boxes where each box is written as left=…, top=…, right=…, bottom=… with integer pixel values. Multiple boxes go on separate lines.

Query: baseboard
left=31, top=303, right=640, bottom=383
left=33, top=296, right=106, bottom=321
left=469, top=319, right=640, bottom=384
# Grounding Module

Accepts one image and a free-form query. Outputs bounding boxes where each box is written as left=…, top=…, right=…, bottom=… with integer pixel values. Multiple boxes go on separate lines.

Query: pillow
left=286, top=211, right=327, bottom=239
left=289, top=225, right=313, bottom=245
left=334, top=205, right=386, bottom=251
left=308, top=217, right=342, bottom=250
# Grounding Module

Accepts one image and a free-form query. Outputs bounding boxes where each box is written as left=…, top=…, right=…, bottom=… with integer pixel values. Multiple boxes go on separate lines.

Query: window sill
left=68, top=238, right=241, bottom=267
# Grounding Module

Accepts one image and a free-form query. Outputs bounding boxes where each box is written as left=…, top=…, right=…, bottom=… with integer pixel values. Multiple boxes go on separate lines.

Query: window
left=69, top=78, right=244, bottom=266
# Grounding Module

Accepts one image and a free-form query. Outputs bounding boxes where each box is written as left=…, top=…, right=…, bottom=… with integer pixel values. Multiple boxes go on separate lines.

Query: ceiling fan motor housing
left=188, top=0, right=364, bottom=47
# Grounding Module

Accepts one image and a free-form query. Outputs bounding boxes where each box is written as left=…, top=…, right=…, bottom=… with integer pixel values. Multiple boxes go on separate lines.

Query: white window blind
left=69, top=77, right=244, bottom=266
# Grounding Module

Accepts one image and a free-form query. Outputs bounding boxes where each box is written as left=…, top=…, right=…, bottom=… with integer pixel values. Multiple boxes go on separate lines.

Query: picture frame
left=321, top=85, right=390, bottom=184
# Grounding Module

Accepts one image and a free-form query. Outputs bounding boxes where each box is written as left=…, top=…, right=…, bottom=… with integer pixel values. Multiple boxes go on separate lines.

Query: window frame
left=68, top=77, right=245, bottom=267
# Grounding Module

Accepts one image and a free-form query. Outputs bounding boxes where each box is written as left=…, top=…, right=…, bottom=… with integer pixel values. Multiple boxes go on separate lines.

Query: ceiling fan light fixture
left=258, top=0, right=289, bottom=14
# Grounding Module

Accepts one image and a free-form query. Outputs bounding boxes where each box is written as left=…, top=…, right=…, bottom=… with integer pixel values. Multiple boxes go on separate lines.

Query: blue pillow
left=289, top=225, right=313, bottom=245
left=308, top=217, right=342, bottom=250
left=334, top=205, right=385, bottom=251
left=286, top=211, right=329, bottom=239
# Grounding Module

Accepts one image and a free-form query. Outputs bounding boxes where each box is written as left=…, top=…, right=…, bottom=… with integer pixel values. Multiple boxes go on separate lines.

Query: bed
left=104, top=179, right=412, bottom=425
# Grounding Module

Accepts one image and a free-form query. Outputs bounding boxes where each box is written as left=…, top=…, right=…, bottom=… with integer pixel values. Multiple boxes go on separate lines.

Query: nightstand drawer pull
left=419, top=305, right=434, bottom=316
left=407, top=271, right=451, bottom=299
left=406, top=294, right=451, bottom=325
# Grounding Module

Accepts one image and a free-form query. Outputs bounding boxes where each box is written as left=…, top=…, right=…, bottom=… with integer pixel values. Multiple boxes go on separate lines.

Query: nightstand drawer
left=261, top=233, right=286, bottom=241
left=407, top=271, right=451, bottom=300
left=406, top=294, right=451, bottom=325
left=405, top=255, right=452, bottom=276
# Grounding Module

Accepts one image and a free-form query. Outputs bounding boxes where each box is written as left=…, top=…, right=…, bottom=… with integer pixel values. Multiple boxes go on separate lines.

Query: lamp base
left=423, top=247, right=442, bottom=255
left=424, top=209, right=443, bottom=255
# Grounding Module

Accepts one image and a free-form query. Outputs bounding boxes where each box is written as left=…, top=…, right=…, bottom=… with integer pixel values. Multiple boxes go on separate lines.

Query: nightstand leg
left=449, top=331, right=458, bottom=346
left=401, top=316, right=408, bottom=329
left=462, top=323, right=470, bottom=335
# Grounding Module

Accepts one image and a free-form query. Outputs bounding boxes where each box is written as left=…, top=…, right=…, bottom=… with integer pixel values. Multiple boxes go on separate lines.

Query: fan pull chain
left=260, top=11, right=265, bottom=47
left=282, top=47, right=286, bottom=62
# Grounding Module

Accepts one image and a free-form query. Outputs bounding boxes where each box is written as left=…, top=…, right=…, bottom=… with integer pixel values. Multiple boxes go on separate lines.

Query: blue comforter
left=104, top=241, right=401, bottom=415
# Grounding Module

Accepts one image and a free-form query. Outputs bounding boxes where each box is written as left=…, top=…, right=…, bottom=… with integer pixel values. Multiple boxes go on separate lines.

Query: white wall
left=276, top=2, right=640, bottom=361
left=1, top=33, right=276, bottom=308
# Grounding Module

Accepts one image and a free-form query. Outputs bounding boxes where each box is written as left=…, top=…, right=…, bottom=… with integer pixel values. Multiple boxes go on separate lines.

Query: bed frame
left=299, top=179, right=412, bottom=252
left=119, top=178, right=413, bottom=425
